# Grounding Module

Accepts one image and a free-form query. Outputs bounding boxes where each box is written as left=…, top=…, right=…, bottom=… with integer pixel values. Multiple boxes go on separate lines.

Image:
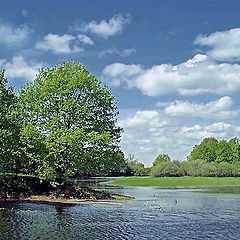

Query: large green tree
left=20, top=62, right=122, bottom=184
left=0, top=70, right=26, bottom=176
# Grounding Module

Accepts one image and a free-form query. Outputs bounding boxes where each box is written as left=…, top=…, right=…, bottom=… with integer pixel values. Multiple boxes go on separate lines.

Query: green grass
left=111, top=177, right=240, bottom=187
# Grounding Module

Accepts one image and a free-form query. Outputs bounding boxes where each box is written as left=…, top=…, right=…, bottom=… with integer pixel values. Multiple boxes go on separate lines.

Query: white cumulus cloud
left=155, top=101, right=170, bottom=107
left=164, top=96, right=239, bottom=120
left=195, top=28, right=240, bottom=61
left=0, top=24, right=31, bottom=47
left=102, top=63, right=142, bottom=87
left=35, top=34, right=84, bottom=54
left=77, top=34, right=94, bottom=45
left=99, top=48, right=136, bottom=58
left=0, top=55, right=43, bottom=82
left=119, top=110, right=167, bottom=129
left=80, top=13, right=130, bottom=39
left=102, top=54, right=240, bottom=96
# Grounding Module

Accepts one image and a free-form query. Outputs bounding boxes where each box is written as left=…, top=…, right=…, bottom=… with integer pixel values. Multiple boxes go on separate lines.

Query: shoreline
left=0, top=194, right=134, bottom=206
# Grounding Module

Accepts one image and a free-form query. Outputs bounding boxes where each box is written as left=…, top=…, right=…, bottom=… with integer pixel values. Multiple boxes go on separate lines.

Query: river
left=0, top=178, right=240, bottom=239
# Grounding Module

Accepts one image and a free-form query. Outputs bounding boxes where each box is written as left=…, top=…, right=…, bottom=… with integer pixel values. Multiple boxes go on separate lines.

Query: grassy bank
left=111, top=177, right=240, bottom=187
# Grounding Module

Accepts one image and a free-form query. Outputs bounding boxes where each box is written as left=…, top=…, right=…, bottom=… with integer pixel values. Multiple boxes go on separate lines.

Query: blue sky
left=2, top=0, right=240, bottom=165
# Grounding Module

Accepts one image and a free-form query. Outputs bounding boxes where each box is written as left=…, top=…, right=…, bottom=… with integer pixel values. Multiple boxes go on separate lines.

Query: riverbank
left=0, top=190, right=132, bottom=205
left=0, top=184, right=112, bottom=200
left=0, top=174, right=133, bottom=203
left=111, top=176, right=240, bottom=187
left=0, top=196, right=123, bottom=206
left=0, top=173, right=113, bottom=199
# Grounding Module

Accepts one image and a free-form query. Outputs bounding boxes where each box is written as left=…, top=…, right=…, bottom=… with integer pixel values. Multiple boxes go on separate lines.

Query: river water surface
left=0, top=178, right=240, bottom=239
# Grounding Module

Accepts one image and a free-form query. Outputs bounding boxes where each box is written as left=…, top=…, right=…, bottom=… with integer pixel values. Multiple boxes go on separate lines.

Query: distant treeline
left=126, top=137, right=240, bottom=177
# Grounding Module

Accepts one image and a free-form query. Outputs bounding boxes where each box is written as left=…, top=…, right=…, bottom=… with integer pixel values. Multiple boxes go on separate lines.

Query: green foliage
left=128, top=161, right=145, bottom=175
left=232, top=162, right=240, bottom=177
left=228, top=138, right=240, bottom=163
left=92, top=150, right=127, bottom=176
left=199, top=162, right=217, bottom=177
left=0, top=173, right=51, bottom=198
left=216, top=162, right=234, bottom=177
left=189, top=137, right=240, bottom=164
left=215, top=140, right=231, bottom=163
left=150, top=154, right=240, bottom=178
left=150, top=162, right=182, bottom=177
left=181, top=160, right=217, bottom=177
left=18, top=62, right=122, bottom=185
left=189, top=137, right=218, bottom=162
left=126, top=154, right=149, bottom=176
left=0, top=62, right=123, bottom=187
left=153, top=154, right=171, bottom=166
left=0, top=70, right=26, bottom=176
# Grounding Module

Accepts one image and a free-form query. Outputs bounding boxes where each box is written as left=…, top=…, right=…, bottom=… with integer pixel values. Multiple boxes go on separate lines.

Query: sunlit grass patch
left=111, top=177, right=240, bottom=187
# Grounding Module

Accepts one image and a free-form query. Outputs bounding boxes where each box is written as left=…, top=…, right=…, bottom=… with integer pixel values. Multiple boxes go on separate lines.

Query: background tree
left=188, top=137, right=218, bottom=162
left=126, top=154, right=149, bottom=176
left=153, top=154, right=171, bottom=167
left=150, top=161, right=182, bottom=177
left=104, top=151, right=128, bottom=176
left=20, top=62, right=122, bottom=185
left=215, top=140, right=231, bottom=163
left=228, top=137, right=240, bottom=163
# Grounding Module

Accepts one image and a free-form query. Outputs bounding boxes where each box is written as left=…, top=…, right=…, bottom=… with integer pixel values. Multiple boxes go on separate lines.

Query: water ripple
left=1, top=187, right=240, bottom=239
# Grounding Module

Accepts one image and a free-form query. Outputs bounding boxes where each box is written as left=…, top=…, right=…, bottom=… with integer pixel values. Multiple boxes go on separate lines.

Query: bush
left=232, top=163, right=240, bottom=177
left=216, top=162, right=234, bottom=177
left=143, top=167, right=151, bottom=176
left=150, top=162, right=182, bottom=177
left=181, top=160, right=219, bottom=177
left=199, top=162, right=217, bottom=177
left=181, top=159, right=206, bottom=176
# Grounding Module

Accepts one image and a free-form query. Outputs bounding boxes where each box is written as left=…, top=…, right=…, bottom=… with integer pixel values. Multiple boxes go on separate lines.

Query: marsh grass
left=111, top=176, right=240, bottom=187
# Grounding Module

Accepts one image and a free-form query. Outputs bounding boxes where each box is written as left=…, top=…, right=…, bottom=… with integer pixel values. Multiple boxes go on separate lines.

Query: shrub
left=216, top=162, right=233, bottom=177
left=232, top=163, right=240, bottom=177
left=199, top=162, right=217, bottom=177
left=181, top=159, right=206, bottom=176
left=150, top=162, right=182, bottom=177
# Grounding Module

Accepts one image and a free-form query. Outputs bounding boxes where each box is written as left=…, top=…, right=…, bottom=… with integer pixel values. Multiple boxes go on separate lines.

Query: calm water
left=1, top=178, right=240, bottom=240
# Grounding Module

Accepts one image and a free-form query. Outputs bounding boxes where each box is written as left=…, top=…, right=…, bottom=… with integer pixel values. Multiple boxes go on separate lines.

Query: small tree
left=153, top=154, right=171, bottom=167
